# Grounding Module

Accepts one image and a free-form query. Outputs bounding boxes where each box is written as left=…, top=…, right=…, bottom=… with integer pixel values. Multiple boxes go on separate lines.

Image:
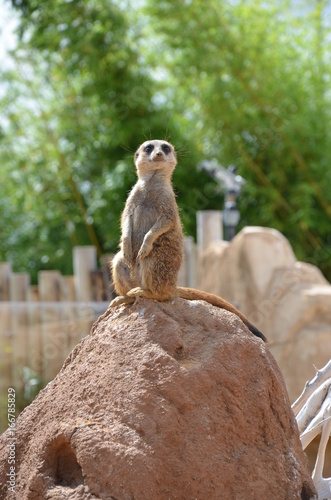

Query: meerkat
left=110, top=139, right=266, bottom=342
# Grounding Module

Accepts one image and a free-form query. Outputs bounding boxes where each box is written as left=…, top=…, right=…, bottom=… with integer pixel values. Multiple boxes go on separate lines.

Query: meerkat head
left=134, top=139, right=177, bottom=180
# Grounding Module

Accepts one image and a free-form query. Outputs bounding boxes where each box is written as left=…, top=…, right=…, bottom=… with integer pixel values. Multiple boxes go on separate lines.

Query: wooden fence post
left=196, top=210, right=223, bottom=254
left=9, top=273, right=30, bottom=392
left=185, top=236, right=198, bottom=289
left=72, top=247, right=98, bottom=357
left=60, top=276, right=80, bottom=354
left=73, top=246, right=97, bottom=302
left=39, top=271, right=60, bottom=302
left=59, top=276, right=76, bottom=302
left=38, top=271, right=63, bottom=382
left=177, top=237, right=198, bottom=288
left=177, top=253, right=187, bottom=287
left=9, top=273, right=30, bottom=302
left=27, top=286, right=42, bottom=378
left=0, top=263, right=12, bottom=301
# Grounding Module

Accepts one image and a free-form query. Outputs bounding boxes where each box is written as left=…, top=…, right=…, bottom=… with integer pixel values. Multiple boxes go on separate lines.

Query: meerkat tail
left=176, top=287, right=267, bottom=342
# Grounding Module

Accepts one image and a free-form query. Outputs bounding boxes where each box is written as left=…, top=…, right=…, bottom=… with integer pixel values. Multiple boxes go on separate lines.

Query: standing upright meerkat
left=110, top=139, right=266, bottom=342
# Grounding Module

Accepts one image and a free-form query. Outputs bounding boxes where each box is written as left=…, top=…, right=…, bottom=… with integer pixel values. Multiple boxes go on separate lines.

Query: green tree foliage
left=142, top=0, right=331, bottom=276
left=0, top=0, right=216, bottom=279
left=1, top=0, right=331, bottom=279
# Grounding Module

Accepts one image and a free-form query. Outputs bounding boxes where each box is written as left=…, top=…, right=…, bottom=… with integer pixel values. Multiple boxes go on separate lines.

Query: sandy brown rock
left=198, top=227, right=297, bottom=311
left=258, top=262, right=331, bottom=401
left=0, top=298, right=316, bottom=499
left=198, top=227, right=331, bottom=403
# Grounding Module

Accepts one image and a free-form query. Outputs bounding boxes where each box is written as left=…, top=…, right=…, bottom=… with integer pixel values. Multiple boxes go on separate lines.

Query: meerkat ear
left=134, top=150, right=139, bottom=161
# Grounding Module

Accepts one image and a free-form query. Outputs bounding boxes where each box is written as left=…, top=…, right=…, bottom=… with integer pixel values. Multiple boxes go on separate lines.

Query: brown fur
left=110, top=139, right=266, bottom=342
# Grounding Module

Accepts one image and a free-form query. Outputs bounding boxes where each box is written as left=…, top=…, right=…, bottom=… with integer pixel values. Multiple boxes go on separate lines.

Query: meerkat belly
left=131, top=204, right=161, bottom=257
left=148, top=229, right=184, bottom=278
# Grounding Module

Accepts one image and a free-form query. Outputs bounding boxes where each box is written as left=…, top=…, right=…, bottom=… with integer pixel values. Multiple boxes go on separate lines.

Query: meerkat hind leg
left=109, top=295, right=136, bottom=308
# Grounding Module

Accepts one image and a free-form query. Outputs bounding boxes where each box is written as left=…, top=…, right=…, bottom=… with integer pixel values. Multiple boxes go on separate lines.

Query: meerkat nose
left=156, top=151, right=163, bottom=157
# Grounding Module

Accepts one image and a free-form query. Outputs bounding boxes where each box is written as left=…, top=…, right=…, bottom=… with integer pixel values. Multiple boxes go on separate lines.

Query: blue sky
left=0, top=0, right=19, bottom=69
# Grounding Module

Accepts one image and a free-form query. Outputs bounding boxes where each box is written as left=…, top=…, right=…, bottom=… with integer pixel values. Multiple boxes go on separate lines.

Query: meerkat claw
left=109, top=295, right=136, bottom=308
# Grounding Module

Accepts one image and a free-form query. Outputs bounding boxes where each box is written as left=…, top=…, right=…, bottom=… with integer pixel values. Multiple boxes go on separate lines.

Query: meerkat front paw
left=137, top=243, right=152, bottom=261
left=109, top=295, right=136, bottom=308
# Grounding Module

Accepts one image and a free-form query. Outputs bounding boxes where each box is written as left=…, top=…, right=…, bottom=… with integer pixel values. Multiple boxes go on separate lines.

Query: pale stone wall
left=198, top=226, right=331, bottom=403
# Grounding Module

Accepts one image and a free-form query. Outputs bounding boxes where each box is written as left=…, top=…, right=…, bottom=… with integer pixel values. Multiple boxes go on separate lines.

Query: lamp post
left=198, top=160, right=245, bottom=241
left=223, top=189, right=240, bottom=241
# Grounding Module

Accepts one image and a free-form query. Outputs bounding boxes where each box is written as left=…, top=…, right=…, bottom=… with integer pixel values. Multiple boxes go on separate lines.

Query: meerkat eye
left=144, top=144, right=154, bottom=153
left=162, top=144, right=171, bottom=154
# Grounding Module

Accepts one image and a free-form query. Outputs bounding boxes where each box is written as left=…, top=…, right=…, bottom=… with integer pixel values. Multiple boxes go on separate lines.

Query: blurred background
left=0, top=0, right=331, bottom=474
left=0, top=0, right=330, bottom=281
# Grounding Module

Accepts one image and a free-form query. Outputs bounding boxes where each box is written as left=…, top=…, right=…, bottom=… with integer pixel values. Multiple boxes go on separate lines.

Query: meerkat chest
left=131, top=181, right=174, bottom=226
left=133, top=192, right=164, bottom=231
left=134, top=183, right=172, bottom=218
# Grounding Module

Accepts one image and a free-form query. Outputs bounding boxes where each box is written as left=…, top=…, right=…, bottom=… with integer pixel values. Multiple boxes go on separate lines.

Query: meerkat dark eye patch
left=162, top=144, right=171, bottom=154
left=144, top=144, right=154, bottom=153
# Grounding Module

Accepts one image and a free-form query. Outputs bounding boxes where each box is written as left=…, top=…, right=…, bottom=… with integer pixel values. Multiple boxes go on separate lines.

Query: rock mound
left=198, top=227, right=331, bottom=402
left=0, top=298, right=316, bottom=499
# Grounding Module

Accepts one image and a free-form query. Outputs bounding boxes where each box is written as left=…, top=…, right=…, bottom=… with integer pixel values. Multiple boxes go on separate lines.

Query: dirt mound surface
left=0, top=298, right=316, bottom=499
